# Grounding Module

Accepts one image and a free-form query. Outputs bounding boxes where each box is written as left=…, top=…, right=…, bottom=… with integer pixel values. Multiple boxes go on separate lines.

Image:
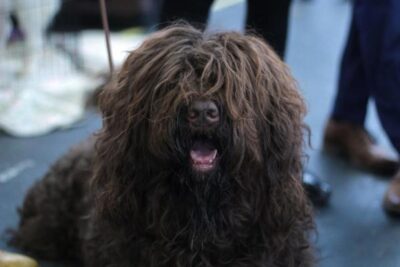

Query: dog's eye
left=188, top=110, right=198, bottom=120
left=207, top=109, right=218, bottom=119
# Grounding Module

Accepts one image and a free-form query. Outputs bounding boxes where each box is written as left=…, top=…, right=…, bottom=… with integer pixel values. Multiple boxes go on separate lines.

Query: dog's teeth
left=211, top=150, right=217, bottom=160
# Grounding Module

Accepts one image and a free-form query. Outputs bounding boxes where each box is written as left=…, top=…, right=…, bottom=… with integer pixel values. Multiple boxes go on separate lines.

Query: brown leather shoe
left=383, top=170, right=400, bottom=215
left=323, top=119, right=399, bottom=176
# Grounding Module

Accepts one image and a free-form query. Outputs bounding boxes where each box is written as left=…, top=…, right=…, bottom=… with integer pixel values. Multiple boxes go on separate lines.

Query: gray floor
left=1, top=0, right=400, bottom=266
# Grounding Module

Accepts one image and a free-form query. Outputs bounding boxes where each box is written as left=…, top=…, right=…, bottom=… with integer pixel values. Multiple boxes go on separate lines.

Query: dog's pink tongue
left=190, top=142, right=217, bottom=164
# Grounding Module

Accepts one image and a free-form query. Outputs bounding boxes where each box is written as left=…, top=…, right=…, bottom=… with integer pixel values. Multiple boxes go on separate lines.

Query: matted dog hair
left=13, top=24, right=314, bottom=267
left=93, top=24, right=313, bottom=265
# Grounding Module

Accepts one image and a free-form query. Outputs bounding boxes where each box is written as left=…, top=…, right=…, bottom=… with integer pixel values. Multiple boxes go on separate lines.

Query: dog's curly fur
left=12, top=25, right=314, bottom=267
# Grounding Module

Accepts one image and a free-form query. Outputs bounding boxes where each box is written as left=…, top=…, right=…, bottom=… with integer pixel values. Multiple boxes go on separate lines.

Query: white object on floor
left=0, top=47, right=99, bottom=137
left=0, top=0, right=101, bottom=137
left=78, top=29, right=146, bottom=74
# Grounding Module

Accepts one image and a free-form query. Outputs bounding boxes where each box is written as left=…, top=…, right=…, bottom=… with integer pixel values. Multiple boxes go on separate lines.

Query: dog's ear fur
left=91, top=25, right=205, bottom=223
left=207, top=33, right=313, bottom=261
left=245, top=36, right=313, bottom=260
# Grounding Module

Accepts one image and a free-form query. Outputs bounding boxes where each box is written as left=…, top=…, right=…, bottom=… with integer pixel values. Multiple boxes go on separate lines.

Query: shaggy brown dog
left=12, top=25, right=314, bottom=267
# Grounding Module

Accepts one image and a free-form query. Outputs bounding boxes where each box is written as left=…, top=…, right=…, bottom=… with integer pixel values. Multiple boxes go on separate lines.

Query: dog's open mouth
left=190, top=138, right=218, bottom=173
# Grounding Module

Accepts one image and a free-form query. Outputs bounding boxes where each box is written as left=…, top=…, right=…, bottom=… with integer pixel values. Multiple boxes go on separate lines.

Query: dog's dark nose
left=187, top=100, right=220, bottom=126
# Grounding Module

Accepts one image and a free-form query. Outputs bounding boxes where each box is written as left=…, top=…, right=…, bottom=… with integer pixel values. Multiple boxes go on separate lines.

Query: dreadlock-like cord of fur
left=11, top=24, right=313, bottom=267
left=88, top=24, right=314, bottom=267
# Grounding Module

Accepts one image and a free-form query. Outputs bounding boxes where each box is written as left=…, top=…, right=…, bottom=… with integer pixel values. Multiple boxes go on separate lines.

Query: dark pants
left=332, top=0, right=400, bottom=152
left=159, top=0, right=291, bottom=58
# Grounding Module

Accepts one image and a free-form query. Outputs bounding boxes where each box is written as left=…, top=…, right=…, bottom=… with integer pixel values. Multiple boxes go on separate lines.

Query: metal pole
left=99, top=0, right=114, bottom=73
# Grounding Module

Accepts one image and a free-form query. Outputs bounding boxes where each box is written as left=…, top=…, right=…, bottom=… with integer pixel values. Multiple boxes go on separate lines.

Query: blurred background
left=1, top=0, right=400, bottom=266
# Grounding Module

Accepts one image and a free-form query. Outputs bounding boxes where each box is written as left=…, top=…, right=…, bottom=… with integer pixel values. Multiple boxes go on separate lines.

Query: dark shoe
left=383, top=170, right=400, bottom=216
left=302, top=172, right=331, bottom=207
left=323, top=119, right=399, bottom=176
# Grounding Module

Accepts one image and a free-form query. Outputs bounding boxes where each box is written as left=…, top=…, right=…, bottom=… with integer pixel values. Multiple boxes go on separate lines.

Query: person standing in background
left=322, top=0, right=400, bottom=214
left=159, top=0, right=291, bottom=58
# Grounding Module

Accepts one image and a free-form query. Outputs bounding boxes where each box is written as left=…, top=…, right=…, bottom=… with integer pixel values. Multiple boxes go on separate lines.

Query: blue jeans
left=332, top=0, right=400, bottom=153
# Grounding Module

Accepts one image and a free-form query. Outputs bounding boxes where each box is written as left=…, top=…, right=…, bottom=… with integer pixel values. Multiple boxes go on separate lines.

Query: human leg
left=372, top=0, right=400, bottom=154
left=370, top=0, right=400, bottom=214
left=246, top=0, right=291, bottom=58
left=158, top=0, right=214, bottom=29
left=330, top=6, right=369, bottom=125
left=324, top=0, right=398, bottom=175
